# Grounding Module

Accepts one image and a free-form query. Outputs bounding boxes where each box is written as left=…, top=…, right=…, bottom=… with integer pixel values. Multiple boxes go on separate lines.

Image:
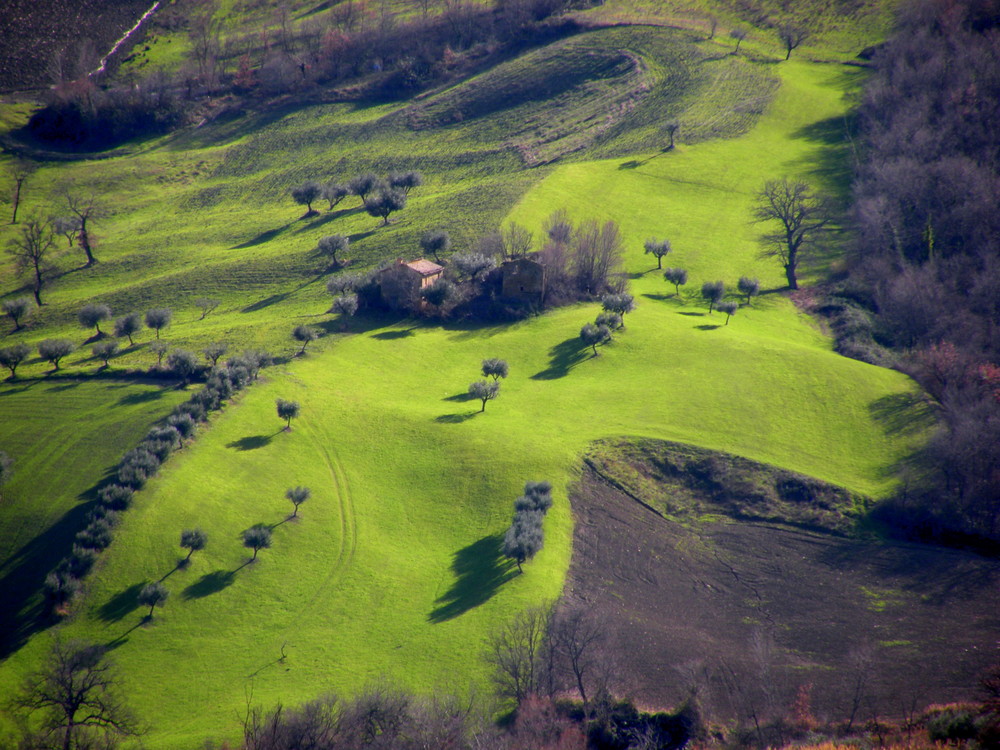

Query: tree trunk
left=148, top=604, right=155, bottom=617
left=80, top=227, right=96, bottom=265
left=11, top=179, right=23, bottom=224
left=657, top=255, right=663, bottom=269
left=784, top=262, right=798, bottom=290
left=480, top=399, right=486, bottom=412
left=33, top=263, right=43, bottom=305
left=63, top=721, right=73, bottom=750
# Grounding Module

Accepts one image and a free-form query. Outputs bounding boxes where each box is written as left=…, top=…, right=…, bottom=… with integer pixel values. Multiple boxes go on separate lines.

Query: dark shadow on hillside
left=232, top=223, right=292, bottom=249
left=47, top=380, right=82, bottom=392
left=443, top=391, right=475, bottom=402
left=435, top=411, right=478, bottom=424
left=371, top=329, right=415, bottom=340
left=182, top=569, right=236, bottom=600
left=117, top=388, right=165, bottom=406
left=295, top=206, right=368, bottom=233
left=98, top=582, right=145, bottom=622
left=790, top=113, right=858, bottom=202
left=429, top=534, right=516, bottom=623
left=677, top=311, right=704, bottom=317
left=869, top=392, right=938, bottom=437
left=696, top=324, right=721, bottom=330
left=0, top=498, right=99, bottom=657
left=642, top=293, right=677, bottom=302
left=242, top=293, right=290, bottom=313
left=531, top=336, right=589, bottom=380
left=227, top=432, right=279, bottom=451
left=105, top=619, right=145, bottom=651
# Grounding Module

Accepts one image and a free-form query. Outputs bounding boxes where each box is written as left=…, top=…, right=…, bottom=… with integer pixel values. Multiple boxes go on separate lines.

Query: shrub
left=75, top=519, right=113, bottom=550
left=167, top=412, right=196, bottom=438
left=98, top=484, right=134, bottom=511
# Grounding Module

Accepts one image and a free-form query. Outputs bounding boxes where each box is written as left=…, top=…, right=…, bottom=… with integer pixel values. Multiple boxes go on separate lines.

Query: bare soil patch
left=564, top=439, right=1000, bottom=722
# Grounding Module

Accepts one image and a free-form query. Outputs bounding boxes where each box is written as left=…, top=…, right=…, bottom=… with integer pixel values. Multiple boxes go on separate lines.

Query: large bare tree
left=6, top=216, right=57, bottom=305
left=14, top=640, right=140, bottom=750
left=753, top=178, right=832, bottom=290
left=59, top=186, right=104, bottom=266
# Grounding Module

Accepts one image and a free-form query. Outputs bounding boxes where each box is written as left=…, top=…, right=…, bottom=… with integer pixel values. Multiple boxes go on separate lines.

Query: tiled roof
left=405, top=259, right=444, bottom=276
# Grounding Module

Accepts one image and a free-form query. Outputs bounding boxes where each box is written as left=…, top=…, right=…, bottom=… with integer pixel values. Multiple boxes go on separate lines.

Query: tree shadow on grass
left=0, top=499, right=100, bottom=657
left=869, top=392, right=938, bottom=437
left=242, top=293, right=290, bottom=313
left=677, top=311, right=705, bottom=317
left=435, top=411, right=478, bottom=424
left=98, top=582, right=145, bottom=622
left=531, top=336, right=589, bottom=380
left=696, top=324, right=721, bottom=331
left=429, top=534, right=516, bottom=623
left=182, top=570, right=236, bottom=600
left=232, top=223, right=292, bottom=249
left=117, top=388, right=165, bottom=406
left=371, top=329, right=416, bottom=340
left=442, top=391, right=475, bottom=402
left=227, top=431, right=280, bottom=451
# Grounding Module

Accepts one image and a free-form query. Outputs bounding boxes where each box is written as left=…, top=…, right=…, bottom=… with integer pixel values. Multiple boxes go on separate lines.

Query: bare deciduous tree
left=13, top=640, right=140, bottom=750
left=754, top=178, right=833, bottom=290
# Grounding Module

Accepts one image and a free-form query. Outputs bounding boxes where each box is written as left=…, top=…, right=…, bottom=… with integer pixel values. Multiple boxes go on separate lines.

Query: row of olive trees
left=0, top=300, right=227, bottom=379
left=579, top=292, right=636, bottom=356
left=291, top=170, right=423, bottom=225
left=43, top=351, right=271, bottom=615
left=501, top=481, right=552, bottom=573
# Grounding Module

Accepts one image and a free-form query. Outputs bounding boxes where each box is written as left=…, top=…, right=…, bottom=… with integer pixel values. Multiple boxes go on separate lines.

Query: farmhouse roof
left=405, top=258, right=444, bottom=276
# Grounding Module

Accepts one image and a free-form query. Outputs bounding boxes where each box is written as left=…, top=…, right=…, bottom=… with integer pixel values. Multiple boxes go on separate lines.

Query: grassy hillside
left=0, top=4, right=941, bottom=747
left=0, top=378, right=189, bottom=655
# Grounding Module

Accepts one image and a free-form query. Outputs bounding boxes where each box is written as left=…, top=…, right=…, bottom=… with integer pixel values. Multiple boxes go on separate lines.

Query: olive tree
left=0, top=343, right=31, bottom=377
left=644, top=237, right=671, bottom=269
left=38, top=339, right=76, bottom=370
left=468, top=380, right=500, bottom=412
left=242, top=524, right=272, bottom=560
left=481, top=358, right=509, bottom=381
left=317, top=234, right=349, bottom=267
left=149, top=340, right=169, bottom=367
left=195, top=297, right=220, bottom=319
left=3, top=296, right=33, bottom=331
left=330, top=293, right=359, bottom=319
left=388, top=170, right=423, bottom=194
left=717, top=300, right=738, bottom=325
left=13, top=640, right=139, bottom=750
left=291, top=180, right=322, bottom=215
left=580, top=323, right=611, bottom=355
left=93, top=339, right=119, bottom=366
left=138, top=582, right=169, bottom=618
left=166, top=349, right=200, bottom=383
left=145, top=308, right=172, bottom=339
left=663, top=267, right=688, bottom=295
left=348, top=173, right=385, bottom=203
left=180, top=528, right=208, bottom=560
left=114, top=312, right=142, bottom=345
left=738, top=276, right=760, bottom=305
left=78, top=303, right=112, bottom=337
left=701, top=280, right=725, bottom=313
left=286, top=486, right=311, bottom=517
left=322, top=181, right=348, bottom=211
left=753, top=178, right=832, bottom=290
left=203, top=341, right=228, bottom=367
left=420, top=229, right=450, bottom=263
left=365, top=189, right=407, bottom=225
left=601, top=292, right=636, bottom=325
left=595, top=311, right=622, bottom=331
left=276, top=398, right=300, bottom=429
left=292, top=325, right=320, bottom=354
left=665, top=120, right=680, bottom=150
left=502, top=510, right=543, bottom=573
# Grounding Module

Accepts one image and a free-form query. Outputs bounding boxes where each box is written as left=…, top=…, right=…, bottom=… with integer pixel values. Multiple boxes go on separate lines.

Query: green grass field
left=0, top=5, right=922, bottom=747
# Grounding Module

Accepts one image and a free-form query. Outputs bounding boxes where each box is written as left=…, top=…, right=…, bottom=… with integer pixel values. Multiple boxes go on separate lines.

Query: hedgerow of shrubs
left=43, top=351, right=270, bottom=614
